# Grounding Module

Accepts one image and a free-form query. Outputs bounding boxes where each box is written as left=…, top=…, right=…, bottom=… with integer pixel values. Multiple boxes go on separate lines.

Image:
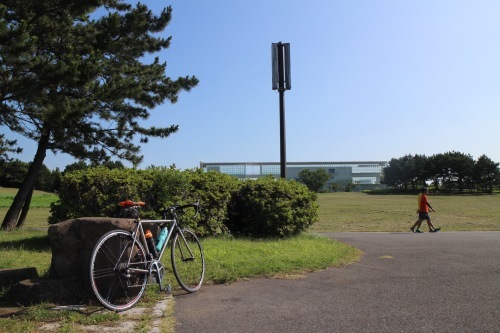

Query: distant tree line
left=381, top=152, right=499, bottom=193
left=0, top=159, right=124, bottom=193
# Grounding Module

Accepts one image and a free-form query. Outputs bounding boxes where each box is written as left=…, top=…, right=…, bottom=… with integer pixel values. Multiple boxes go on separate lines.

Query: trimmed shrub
left=227, top=177, right=318, bottom=238
left=141, top=166, right=193, bottom=213
left=49, top=167, right=153, bottom=224
left=182, top=169, right=241, bottom=236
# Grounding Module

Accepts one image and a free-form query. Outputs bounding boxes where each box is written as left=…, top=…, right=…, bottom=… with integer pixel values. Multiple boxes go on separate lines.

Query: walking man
left=410, top=187, right=441, bottom=233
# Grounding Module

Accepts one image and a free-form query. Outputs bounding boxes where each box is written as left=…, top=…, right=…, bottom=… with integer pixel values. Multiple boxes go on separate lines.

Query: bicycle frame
left=121, top=218, right=175, bottom=291
left=123, top=205, right=198, bottom=290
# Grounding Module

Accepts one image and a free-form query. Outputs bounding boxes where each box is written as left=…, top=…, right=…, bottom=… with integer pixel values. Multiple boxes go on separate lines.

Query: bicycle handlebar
left=166, top=200, right=200, bottom=218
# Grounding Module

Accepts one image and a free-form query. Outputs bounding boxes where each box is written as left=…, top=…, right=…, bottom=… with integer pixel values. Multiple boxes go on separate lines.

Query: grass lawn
left=0, top=229, right=52, bottom=276
left=0, top=189, right=58, bottom=208
left=312, top=192, right=500, bottom=232
left=0, top=188, right=58, bottom=229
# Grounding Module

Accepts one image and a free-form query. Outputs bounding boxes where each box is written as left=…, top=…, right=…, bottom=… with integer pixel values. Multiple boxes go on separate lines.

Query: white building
left=200, top=161, right=388, bottom=191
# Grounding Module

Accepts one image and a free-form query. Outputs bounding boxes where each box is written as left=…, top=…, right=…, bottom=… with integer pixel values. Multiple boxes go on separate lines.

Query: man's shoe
left=429, top=229, right=437, bottom=233
left=414, top=229, right=423, bottom=233
left=433, top=228, right=441, bottom=232
left=410, top=227, right=415, bottom=233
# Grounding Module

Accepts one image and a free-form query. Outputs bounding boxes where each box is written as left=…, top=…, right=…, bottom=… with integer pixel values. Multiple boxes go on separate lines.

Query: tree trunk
left=1, top=134, right=49, bottom=230
left=16, top=187, right=34, bottom=228
left=433, top=178, right=440, bottom=192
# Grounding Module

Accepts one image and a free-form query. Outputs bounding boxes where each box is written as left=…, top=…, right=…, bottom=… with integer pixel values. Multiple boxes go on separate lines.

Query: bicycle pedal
left=164, top=284, right=172, bottom=294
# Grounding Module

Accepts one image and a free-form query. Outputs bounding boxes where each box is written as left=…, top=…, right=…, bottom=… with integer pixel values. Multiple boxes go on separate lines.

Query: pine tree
left=0, top=134, right=21, bottom=160
left=0, top=0, right=198, bottom=229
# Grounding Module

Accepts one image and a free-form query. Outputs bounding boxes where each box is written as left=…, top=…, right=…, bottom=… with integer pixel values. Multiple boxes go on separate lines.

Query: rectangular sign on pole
left=284, top=44, right=291, bottom=90
left=272, top=44, right=279, bottom=90
left=271, top=42, right=291, bottom=91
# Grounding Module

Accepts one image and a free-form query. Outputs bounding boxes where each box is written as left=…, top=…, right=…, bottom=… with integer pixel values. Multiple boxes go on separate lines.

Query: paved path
left=174, top=232, right=500, bottom=333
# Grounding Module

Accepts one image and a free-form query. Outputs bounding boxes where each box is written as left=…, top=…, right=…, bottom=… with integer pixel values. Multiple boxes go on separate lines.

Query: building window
left=352, top=177, right=377, bottom=184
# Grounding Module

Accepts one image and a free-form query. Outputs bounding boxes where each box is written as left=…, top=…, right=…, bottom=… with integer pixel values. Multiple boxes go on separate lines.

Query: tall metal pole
left=279, top=88, right=286, bottom=178
left=272, top=42, right=291, bottom=179
left=277, top=44, right=286, bottom=179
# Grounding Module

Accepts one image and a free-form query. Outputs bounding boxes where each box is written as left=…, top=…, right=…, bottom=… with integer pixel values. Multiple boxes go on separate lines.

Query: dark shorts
left=419, top=212, right=430, bottom=220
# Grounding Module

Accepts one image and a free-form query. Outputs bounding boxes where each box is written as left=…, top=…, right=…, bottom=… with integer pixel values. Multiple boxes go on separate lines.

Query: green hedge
left=49, top=167, right=318, bottom=238
left=49, top=167, right=153, bottom=223
left=227, top=177, right=318, bottom=238
left=182, top=168, right=240, bottom=236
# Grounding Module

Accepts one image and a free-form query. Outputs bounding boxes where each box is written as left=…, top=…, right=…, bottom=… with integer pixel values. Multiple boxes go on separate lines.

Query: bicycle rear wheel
left=89, top=230, right=148, bottom=311
left=171, top=228, right=205, bottom=293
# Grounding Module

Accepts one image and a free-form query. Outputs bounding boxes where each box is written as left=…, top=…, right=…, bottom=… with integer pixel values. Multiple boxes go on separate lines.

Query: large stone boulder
left=47, top=217, right=136, bottom=283
left=7, top=217, right=137, bottom=305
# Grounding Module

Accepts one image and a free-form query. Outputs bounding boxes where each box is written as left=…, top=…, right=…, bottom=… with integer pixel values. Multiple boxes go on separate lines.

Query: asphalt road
left=174, top=232, right=500, bottom=333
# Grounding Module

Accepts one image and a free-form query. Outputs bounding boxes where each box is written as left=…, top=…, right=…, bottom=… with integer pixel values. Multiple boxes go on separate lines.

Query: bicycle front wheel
left=89, top=230, right=148, bottom=311
left=171, top=229, right=205, bottom=293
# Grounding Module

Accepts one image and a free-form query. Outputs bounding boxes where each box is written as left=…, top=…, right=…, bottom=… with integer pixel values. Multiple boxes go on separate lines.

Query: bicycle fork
left=177, top=231, right=196, bottom=262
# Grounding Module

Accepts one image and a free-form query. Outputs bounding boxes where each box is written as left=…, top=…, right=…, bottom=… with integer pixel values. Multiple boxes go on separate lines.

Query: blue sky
left=4, top=0, right=500, bottom=170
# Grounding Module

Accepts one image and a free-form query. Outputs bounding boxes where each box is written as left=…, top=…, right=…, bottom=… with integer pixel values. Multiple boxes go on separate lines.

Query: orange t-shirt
left=418, top=193, right=429, bottom=212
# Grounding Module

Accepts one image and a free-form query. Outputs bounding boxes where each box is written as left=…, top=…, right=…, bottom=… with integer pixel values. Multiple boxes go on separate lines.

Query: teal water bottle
left=155, top=227, right=168, bottom=252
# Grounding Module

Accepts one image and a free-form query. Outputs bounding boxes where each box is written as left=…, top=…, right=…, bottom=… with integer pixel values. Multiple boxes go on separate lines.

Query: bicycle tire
left=171, top=228, right=205, bottom=293
left=89, top=230, right=148, bottom=311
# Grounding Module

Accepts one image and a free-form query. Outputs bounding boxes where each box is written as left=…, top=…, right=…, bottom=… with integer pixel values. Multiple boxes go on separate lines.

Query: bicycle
left=89, top=200, right=205, bottom=312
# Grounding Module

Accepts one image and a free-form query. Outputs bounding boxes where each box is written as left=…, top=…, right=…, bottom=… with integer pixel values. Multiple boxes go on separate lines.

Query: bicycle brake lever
left=193, top=200, right=200, bottom=219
